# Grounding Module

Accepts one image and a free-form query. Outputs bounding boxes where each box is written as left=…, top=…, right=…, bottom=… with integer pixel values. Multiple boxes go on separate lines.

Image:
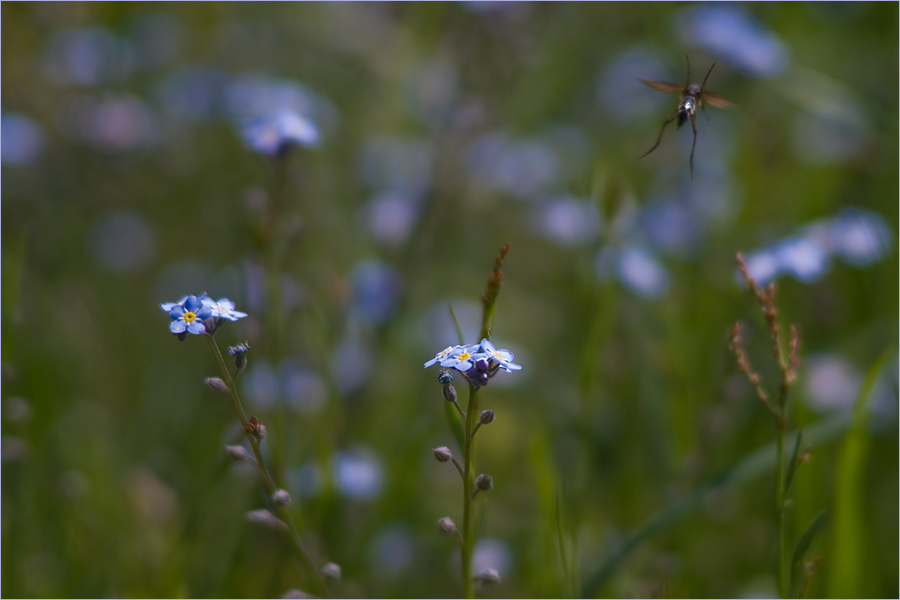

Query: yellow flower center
left=184, top=311, right=197, bottom=323
left=458, top=352, right=471, bottom=361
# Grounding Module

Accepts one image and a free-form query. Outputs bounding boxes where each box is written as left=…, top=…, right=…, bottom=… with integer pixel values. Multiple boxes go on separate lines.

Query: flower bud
left=433, top=446, right=453, bottom=462
left=246, top=509, right=288, bottom=532
left=272, top=489, right=291, bottom=506
left=474, top=568, right=500, bottom=585
left=442, top=383, right=458, bottom=403
left=475, top=474, right=493, bottom=492
left=205, top=377, right=229, bottom=392
left=321, top=562, right=342, bottom=581
left=245, top=416, right=267, bottom=440
left=479, top=409, right=495, bottom=425
left=438, top=517, right=457, bottom=535
left=226, top=445, right=251, bottom=462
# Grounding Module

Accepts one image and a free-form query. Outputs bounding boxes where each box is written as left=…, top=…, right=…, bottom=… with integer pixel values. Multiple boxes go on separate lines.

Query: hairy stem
left=206, top=335, right=327, bottom=597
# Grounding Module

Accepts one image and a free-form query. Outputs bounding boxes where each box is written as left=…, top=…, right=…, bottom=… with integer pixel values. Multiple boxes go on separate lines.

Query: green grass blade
left=826, top=346, right=895, bottom=598
left=448, top=302, right=466, bottom=345
left=783, top=430, right=803, bottom=494
left=582, top=413, right=853, bottom=597
left=791, top=509, right=828, bottom=596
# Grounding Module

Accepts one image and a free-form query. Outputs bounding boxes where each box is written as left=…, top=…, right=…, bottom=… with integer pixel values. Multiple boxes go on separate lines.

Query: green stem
left=206, top=335, right=328, bottom=598
left=461, top=384, right=478, bottom=599
left=775, top=416, right=786, bottom=598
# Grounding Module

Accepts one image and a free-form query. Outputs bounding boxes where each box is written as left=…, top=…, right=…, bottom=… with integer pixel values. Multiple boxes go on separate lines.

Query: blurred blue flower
left=333, top=450, right=383, bottom=499
left=362, top=192, right=421, bottom=246
left=1, top=113, right=45, bottom=167
left=598, top=48, right=671, bottom=121
left=199, top=294, right=248, bottom=321
left=350, top=260, right=402, bottom=325
left=240, top=111, right=320, bottom=155
left=534, top=196, right=602, bottom=247
left=742, top=249, right=781, bottom=287
left=615, top=246, right=670, bottom=299
left=281, top=362, right=327, bottom=414
left=368, top=524, right=415, bottom=579
left=774, top=236, right=829, bottom=283
left=468, top=132, right=560, bottom=199
left=473, top=537, right=513, bottom=577
left=43, top=28, right=135, bottom=86
left=331, top=337, right=373, bottom=395
left=89, top=211, right=158, bottom=274
left=825, top=208, right=891, bottom=267
left=639, top=198, right=700, bottom=257
left=164, top=294, right=212, bottom=335
left=57, top=94, right=157, bottom=152
left=241, top=360, right=278, bottom=410
left=676, top=4, right=789, bottom=77
left=359, top=137, right=433, bottom=195
left=157, top=66, right=229, bottom=123
left=803, top=354, right=862, bottom=414
left=224, top=74, right=339, bottom=136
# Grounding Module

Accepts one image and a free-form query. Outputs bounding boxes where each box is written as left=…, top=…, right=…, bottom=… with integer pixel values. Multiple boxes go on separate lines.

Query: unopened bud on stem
left=272, top=489, right=291, bottom=506
left=321, top=562, right=341, bottom=581
left=438, top=517, right=457, bottom=535
left=433, top=446, right=453, bottom=462
left=479, top=409, right=495, bottom=425
left=205, top=377, right=229, bottom=392
left=226, top=445, right=251, bottom=462
left=442, top=383, right=457, bottom=403
left=475, top=473, right=493, bottom=493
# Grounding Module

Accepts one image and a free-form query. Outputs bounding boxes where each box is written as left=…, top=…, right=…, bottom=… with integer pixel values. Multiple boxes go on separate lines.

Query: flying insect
left=639, top=57, right=736, bottom=178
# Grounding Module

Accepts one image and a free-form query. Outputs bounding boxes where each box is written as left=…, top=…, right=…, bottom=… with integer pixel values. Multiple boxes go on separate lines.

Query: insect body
left=639, top=57, right=736, bottom=178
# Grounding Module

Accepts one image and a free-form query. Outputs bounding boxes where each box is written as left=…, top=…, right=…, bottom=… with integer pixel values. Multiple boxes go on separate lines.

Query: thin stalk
left=206, top=335, right=327, bottom=598
left=775, top=417, right=786, bottom=598
left=461, top=383, right=478, bottom=599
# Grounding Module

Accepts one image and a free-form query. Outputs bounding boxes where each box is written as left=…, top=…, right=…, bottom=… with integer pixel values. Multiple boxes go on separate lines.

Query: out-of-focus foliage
left=2, top=2, right=897, bottom=598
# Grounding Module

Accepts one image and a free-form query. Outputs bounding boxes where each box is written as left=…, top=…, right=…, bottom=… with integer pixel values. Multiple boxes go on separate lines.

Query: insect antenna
left=700, top=62, right=716, bottom=93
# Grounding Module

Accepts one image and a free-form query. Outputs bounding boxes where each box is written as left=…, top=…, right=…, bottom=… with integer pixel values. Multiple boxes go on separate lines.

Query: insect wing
left=702, top=91, right=737, bottom=109
left=639, top=79, right=684, bottom=94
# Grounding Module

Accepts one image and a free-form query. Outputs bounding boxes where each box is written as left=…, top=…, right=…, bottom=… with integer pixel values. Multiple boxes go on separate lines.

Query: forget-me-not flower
left=164, top=294, right=212, bottom=335
left=200, top=293, right=248, bottom=321
left=240, top=110, right=320, bottom=156
left=424, top=345, right=462, bottom=368
left=477, top=339, right=522, bottom=372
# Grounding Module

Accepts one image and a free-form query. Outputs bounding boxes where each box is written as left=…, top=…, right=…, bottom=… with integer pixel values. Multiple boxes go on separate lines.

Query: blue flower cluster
left=424, top=339, right=522, bottom=387
left=160, top=293, right=247, bottom=338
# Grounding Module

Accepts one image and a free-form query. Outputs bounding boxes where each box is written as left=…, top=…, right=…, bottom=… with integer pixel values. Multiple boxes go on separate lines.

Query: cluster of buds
left=245, top=416, right=267, bottom=440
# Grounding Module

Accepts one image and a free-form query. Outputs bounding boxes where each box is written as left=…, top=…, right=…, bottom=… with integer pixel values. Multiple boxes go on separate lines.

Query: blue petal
left=196, top=306, right=213, bottom=320
left=168, top=306, right=186, bottom=319
left=170, top=320, right=187, bottom=334
left=424, top=357, right=439, bottom=368
left=187, top=320, right=207, bottom=334
left=183, top=295, right=202, bottom=312
left=480, top=339, right=495, bottom=354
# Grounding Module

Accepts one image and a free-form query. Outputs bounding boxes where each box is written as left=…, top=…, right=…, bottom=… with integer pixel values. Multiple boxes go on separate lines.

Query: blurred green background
left=2, top=2, right=897, bottom=598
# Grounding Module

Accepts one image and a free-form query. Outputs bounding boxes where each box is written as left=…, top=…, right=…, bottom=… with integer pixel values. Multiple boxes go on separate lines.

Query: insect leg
left=689, top=112, right=698, bottom=180
left=639, top=111, right=679, bottom=159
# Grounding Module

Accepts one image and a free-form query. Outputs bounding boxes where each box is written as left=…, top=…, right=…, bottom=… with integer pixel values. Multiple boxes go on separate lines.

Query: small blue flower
left=424, top=345, right=462, bottom=368
left=477, top=339, right=522, bottom=372
left=166, top=294, right=212, bottom=335
left=437, top=344, right=483, bottom=372
left=240, top=110, right=320, bottom=156
left=200, top=294, right=248, bottom=321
